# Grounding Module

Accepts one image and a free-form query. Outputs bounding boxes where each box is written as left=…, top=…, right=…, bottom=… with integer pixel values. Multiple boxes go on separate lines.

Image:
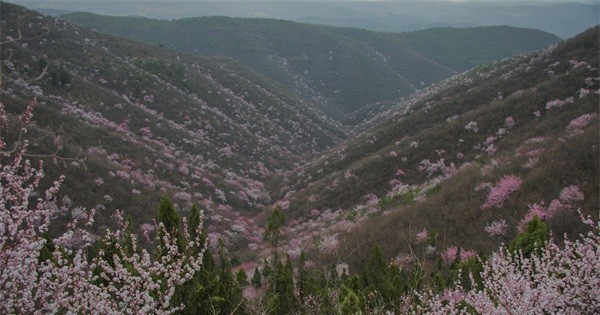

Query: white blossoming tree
left=0, top=101, right=206, bottom=314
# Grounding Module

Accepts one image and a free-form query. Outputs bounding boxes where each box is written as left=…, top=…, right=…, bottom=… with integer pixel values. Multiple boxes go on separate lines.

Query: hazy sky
left=8, top=0, right=599, bottom=2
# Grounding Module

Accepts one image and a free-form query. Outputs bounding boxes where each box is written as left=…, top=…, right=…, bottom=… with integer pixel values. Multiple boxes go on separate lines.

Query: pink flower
left=484, top=136, right=497, bottom=146
left=416, top=228, right=429, bottom=243
left=485, top=144, right=497, bottom=156
left=547, top=198, right=568, bottom=216
left=278, top=200, right=290, bottom=210
left=389, top=178, right=402, bottom=188
left=559, top=185, right=584, bottom=203
left=484, top=219, right=508, bottom=237
left=567, top=113, right=597, bottom=135
left=365, top=193, right=380, bottom=206
left=443, top=246, right=458, bottom=264
left=393, top=253, right=415, bottom=267
left=460, top=249, right=477, bottom=262
left=482, top=175, right=523, bottom=209
left=465, top=121, right=479, bottom=133
left=545, top=99, right=566, bottom=110
left=505, top=116, right=515, bottom=128
left=518, top=203, right=547, bottom=232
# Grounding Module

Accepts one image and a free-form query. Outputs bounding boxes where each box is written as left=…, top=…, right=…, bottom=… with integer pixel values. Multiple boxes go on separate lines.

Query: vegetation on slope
left=0, top=2, right=345, bottom=239
left=269, top=26, right=599, bottom=272
left=400, top=25, right=564, bottom=72
left=1, top=2, right=598, bottom=314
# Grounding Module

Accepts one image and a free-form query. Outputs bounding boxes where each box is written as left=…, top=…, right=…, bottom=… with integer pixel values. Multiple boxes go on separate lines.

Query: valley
left=1, top=1, right=598, bottom=313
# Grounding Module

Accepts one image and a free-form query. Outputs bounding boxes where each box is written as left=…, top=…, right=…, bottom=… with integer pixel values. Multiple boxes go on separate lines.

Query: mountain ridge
left=60, top=12, right=561, bottom=123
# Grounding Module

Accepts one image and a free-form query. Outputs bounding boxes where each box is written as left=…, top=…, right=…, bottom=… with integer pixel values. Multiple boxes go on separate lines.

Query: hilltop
left=61, top=12, right=560, bottom=123
left=16, top=1, right=599, bottom=38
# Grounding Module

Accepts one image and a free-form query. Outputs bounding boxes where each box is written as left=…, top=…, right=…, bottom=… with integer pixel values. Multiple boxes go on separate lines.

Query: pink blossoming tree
left=482, top=175, right=523, bottom=209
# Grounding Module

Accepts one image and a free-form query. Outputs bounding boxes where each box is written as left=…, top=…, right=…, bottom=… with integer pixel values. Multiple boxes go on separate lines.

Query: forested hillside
left=268, top=27, right=599, bottom=271
left=0, top=3, right=346, bottom=235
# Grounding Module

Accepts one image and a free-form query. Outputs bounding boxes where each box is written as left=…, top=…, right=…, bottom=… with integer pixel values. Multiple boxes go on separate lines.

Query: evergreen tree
left=236, top=268, right=248, bottom=288
left=264, top=256, right=298, bottom=315
left=263, top=205, right=286, bottom=259
left=296, top=252, right=310, bottom=303
left=362, top=246, right=394, bottom=305
left=339, top=288, right=362, bottom=315
left=173, top=204, right=220, bottom=315
left=251, top=267, right=262, bottom=288
left=157, top=196, right=184, bottom=252
left=214, top=243, right=244, bottom=314
left=188, top=204, right=201, bottom=241
left=509, top=216, right=549, bottom=257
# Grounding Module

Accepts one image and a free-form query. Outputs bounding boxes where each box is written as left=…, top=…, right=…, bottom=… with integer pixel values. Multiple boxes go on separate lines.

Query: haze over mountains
left=12, top=0, right=600, bottom=39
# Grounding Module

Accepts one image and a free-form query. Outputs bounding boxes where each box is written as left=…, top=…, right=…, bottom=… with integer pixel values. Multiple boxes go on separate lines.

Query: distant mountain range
left=18, top=1, right=600, bottom=38
left=61, top=12, right=560, bottom=123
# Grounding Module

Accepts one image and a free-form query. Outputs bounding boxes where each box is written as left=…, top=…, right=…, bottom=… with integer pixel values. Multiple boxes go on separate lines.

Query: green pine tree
left=509, top=216, right=549, bottom=257
left=264, top=256, right=298, bottom=315
left=362, top=246, right=394, bottom=305
left=263, top=205, right=286, bottom=259
left=339, top=289, right=362, bottom=315
left=156, top=196, right=184, bottom=252
left=251, top=267, right=262, bottom=288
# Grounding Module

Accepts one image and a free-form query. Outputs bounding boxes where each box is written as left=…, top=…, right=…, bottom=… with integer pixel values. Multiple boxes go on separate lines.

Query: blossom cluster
left=422, top=216, right=600, bottom=314
left=481, top=175, right=523, bottom=209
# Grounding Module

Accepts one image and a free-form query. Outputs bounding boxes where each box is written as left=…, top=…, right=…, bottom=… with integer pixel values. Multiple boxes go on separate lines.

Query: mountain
left=2, top=2, right=597, bottom=269
left=267, top=27, right=599, bottom=269
left=17, top=1, right=598, bottom=38
left=0, top=2, right=345, bottom=240
left=60, top=12, right=560, bottom=123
